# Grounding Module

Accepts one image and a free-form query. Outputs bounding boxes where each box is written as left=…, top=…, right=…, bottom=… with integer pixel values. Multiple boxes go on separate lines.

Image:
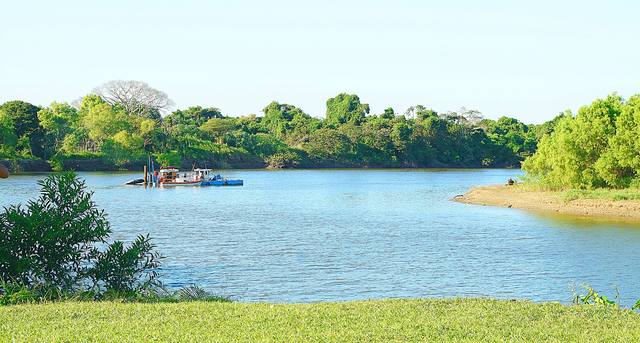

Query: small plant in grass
left=572, top=285, right=618, bottom=307
left=143, top=285, right=231, bottom=303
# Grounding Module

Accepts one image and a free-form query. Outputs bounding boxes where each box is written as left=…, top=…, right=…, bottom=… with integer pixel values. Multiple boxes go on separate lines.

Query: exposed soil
left=454, top=185, right=640, bottom=222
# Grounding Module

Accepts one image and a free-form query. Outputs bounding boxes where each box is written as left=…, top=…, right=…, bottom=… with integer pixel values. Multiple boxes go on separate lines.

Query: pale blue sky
left=1, top=0, right=638, bottom=123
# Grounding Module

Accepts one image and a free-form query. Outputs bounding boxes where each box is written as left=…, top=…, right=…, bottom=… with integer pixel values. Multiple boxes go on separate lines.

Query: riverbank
left=454, top=185, right=640, bottom=222
left=1, top=157, right=518, bottom=173
left=1, top=299, right=639, bottom=341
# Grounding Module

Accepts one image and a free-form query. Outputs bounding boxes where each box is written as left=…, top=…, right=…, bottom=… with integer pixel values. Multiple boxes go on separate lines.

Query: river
left=2, top=169, right=639, bottom=305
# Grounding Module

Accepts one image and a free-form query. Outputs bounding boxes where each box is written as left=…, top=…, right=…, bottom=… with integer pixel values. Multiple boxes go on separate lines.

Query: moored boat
left=159, top=167, right=243, bottom=187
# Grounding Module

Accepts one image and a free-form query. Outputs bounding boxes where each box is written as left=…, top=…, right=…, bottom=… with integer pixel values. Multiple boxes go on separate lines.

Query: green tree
left=101, top=131, right=145, bottom=166
left=81, top=97, right=130, bottom=150
left=165, top=106, right=223, bottom=127
left=595, top=95, right=640, bottom=187
left=482, top=116, right=537, bottom=166
left=0, top=112, right=18, bottom=158
left=261, top=102, right=314, bottom=138
left=0, top=100, right=44, bottom=158
left=406, top=105, right=438, bottom=120
left=325, top=93, right=370, bottom=125
left=200, top=118, right=237, bottom=143
left=37, top=102, right=79, bottom=158
left=303, top=128, right=354, bottom=164
left=380, top=107, right=395, bottom=119
left=523, top=94, right=624, bottom=189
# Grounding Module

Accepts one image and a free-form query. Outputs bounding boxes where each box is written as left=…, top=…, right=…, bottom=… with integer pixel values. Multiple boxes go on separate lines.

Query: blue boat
left=199, top=172, right=244, bottom=187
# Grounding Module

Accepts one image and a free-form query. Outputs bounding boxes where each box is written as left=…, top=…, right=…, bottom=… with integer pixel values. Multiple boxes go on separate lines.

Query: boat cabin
left=193, top=168, right=213, bottom=181
left=159, top=167, right=180, bottom=183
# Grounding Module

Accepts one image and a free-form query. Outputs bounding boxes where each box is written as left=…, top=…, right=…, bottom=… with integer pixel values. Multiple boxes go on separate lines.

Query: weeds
left=563, top=188, right=640, bottom=201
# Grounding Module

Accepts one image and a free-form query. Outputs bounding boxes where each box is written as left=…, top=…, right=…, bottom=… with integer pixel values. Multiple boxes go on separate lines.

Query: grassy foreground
left=1, top=299, right=640, bottom=342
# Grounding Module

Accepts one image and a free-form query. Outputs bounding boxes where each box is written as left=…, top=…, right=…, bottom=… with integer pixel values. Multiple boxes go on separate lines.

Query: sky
left=1, top=0, right=638, bottom=124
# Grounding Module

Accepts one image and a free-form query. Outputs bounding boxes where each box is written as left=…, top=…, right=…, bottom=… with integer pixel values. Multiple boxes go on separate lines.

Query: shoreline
left=1, top=158, right=520, bottom=173
left=454, top=185, right=640, bottom=223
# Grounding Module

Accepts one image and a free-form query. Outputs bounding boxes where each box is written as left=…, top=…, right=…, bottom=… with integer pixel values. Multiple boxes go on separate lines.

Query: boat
left=159, top=167, right=243, bottom=187
left=124, top=178, right=145, bottom=185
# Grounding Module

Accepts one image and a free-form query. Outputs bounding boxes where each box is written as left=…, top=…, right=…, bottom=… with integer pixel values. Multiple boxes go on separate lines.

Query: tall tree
left=38, top=102, right=79, bottom=157
left=165, top=106, right=223, bottom=127
left=261, top=101, right=315, bottom=139
left=0, top=100, right=44, bottom=157
left=93, top=80, right=174, bottom=119
left=325, top=93, right=369, bottom=125
left=523, top=94, right=624, bottom=189
left=380, top=107, right=395, bottom=119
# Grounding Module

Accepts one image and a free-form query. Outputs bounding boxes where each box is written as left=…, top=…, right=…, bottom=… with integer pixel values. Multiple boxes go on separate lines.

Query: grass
left=563, top=188, right=640, bottom=201
left=1, top=298, right=640, bottom=342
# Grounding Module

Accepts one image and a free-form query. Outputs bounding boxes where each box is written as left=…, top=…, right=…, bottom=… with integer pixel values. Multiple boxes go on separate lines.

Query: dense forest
left=1, top=81, right=557, bottom=171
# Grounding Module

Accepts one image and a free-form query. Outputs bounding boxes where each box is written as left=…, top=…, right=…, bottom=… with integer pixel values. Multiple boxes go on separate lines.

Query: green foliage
left=261, top=102, right=316, bottom=139
left=165, top=106, right=223, bottom=127
left=380, top=107, right=395, bottom=119
left=155, top=151, right=182, bottom=167
left=0, top=100, right=44, bottom=158
left=0, top=112, right=18, bottom=159
left=573, top=286, right=618, bottom=307
left=37, top=102, right=79, bottom=158
left=523, top=94, right=640, bottom=189
left=2, top=87, right=564, bottom=170
left=304, top=128, right=354, bottom=164
left=200, top=118, right=237, bottom=143
left=89, top=234, right=161, bottom=294
left=482, top=116, right=537, bottom=165
left=0, top=173, right=161, bottom=302
left=325, top=93, right=370, bottom=125
left=101, top=131, right=145, bottom=167
left=563, top=188, right=640, bottom=201
left=265, top=151, right=301, bottom=169
left=146, top=285, right=231, bottom=303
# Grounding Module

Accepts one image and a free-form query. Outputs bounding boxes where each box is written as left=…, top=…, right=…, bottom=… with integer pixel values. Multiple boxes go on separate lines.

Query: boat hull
left=200, top=179, right=243, bottom=186
left=160, top=181, right=201, bottom=187
left=160, top=179, right=243, bottom=187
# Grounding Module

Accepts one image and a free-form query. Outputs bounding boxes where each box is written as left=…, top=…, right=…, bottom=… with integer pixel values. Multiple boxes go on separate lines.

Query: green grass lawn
left=1, top=298, right=639, bottom=342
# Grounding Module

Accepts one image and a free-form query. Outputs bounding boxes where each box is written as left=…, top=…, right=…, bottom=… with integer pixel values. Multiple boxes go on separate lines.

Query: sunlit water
left=2, top=169, right=640, bottom=305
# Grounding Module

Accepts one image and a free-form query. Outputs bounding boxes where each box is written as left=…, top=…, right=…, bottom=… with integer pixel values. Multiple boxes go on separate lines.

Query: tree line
left=0, top=80, right=556, bottom=171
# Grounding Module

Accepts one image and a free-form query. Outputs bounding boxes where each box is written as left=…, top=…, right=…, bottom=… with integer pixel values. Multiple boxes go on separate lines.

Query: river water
left=2, top=169, right=640, bottom=305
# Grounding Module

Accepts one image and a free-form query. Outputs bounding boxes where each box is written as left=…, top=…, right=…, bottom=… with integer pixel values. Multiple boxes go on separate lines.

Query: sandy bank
left=454, top=185, right=640, bottom=222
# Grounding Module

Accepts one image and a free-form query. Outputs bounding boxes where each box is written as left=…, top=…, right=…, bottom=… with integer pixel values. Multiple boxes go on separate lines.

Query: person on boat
left=0, top=163, right=8, bottom=179
left=153, top=170, right=159, bottom=184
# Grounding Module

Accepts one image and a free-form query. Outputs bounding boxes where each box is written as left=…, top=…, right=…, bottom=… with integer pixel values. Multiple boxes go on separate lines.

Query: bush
left=265, top=151, right=301, bottom=169
left=0, top=172, right=161, bottom=302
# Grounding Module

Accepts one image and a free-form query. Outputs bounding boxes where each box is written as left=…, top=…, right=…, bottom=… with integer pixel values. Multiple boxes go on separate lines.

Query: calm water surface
left=2, top=169, right=640, bottom=305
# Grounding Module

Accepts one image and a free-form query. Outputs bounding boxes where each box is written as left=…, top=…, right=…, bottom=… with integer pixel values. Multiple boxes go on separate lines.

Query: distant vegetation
left=0, top=80, right=555, bottom=171
left=523, top=94, right=640, bottom=190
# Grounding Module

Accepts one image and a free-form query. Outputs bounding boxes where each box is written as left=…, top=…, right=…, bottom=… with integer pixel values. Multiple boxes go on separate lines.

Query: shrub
left=265, top=151, right=301, bottom=169
left=0, top=172, right=161, bottom=302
